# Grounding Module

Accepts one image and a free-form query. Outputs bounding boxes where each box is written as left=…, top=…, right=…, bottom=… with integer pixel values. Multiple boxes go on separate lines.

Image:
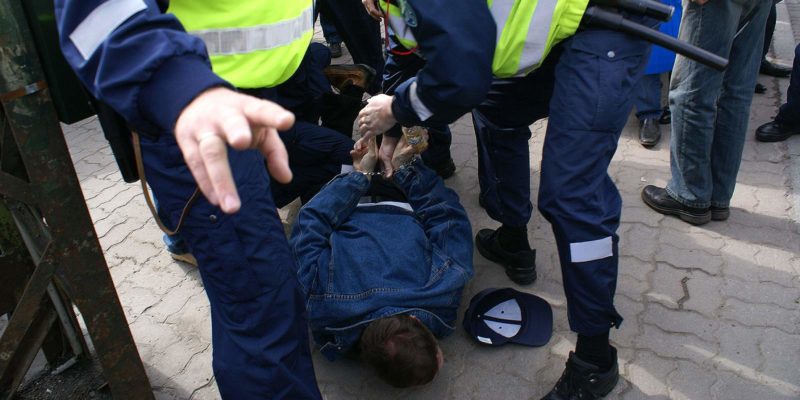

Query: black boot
left=760, top=60, right=792, bottom=78
left=641, top=185, right=711, bottom=226
left=475, top=227, right=536, bottom=285
left=541, top=347, right=620, bottom=400
left=755, top=120, right=800, bottom=142
left=638, top=118, right=660, bottom=148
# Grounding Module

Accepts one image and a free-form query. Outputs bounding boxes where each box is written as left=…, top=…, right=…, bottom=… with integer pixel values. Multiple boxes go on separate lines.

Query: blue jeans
left=633, top=73, right=662, bottom=120
left=775, top=44, right=800, bottom=126
left=667, top=0, right=771, bottom=209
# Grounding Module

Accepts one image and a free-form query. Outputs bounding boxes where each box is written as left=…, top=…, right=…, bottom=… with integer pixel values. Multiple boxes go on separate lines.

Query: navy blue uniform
left=382, top=34, right=453, bottom=169
left=389, top=1, right=654, bottom=336
left=474, top=23, right=653, bottom=334
left=316, top=0, right=385, bottom=94
left=55, top=1, right=322, bottom=398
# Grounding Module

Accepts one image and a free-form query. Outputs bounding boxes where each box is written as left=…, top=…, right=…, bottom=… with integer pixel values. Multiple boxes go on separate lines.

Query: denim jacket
left=290, top=161, right=474, bottom=360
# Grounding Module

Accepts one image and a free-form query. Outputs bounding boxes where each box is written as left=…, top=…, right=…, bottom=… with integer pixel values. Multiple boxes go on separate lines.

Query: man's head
left=360, top=314, right=444, bottom=388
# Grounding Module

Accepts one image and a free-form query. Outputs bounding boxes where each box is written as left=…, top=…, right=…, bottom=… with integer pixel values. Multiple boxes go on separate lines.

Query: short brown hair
left=359, top=314, right=440, bottom=388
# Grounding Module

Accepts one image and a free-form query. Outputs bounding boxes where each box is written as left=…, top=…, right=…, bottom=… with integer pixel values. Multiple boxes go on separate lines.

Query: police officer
left=317, top=0, right=385, bottom=94
left=55, top=1, right=322, bottom=398
left=358, top=1, right=655, bottom=398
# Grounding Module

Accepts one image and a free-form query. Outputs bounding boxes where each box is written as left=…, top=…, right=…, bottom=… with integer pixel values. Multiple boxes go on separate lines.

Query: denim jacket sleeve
left=290, top=172, right=371, bottom=292
left=392, top=162, right=473, bottom=276
left=54, top=0, right=231, bottom=137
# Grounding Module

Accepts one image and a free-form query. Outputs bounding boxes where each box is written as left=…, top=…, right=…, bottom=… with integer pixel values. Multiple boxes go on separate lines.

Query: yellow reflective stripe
left=386, top=13, right=418, bottom=49
left=489, top=0, right=515, bottom=45
left=517, top=0, right=558, bottom=75
left=492, top=0, right=588, bottom=77
left=492, top=0, right=537, bottom=77
left=380, top=0, right=419, bottom=49
left=191, top=6, right=313, bottom=56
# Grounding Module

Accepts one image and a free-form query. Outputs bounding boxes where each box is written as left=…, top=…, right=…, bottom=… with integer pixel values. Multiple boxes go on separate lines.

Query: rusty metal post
left=0, top=1, right=153, bottom=398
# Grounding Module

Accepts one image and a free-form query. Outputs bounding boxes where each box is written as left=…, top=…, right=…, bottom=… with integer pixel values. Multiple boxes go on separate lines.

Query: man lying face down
left=290, top=135, right=474, bottom=388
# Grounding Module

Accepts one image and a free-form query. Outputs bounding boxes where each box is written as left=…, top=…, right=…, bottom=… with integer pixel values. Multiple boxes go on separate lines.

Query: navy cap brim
left=509, top=291, right=553, bottom=347
left=463, top=288, right=552, bottom=347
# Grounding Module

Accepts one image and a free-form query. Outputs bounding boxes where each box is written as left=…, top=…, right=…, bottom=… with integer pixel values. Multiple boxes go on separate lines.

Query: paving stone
left=641, top=303, right=719, bottom=343
left=715, top=324, right=765, bottom=379
left=713, top=371, right=800, bottom=400
left=617, top=260, right=652, bottom=300
left=621, top=351, right=675, bottom=399
left=758, top=328, right=800, bottom=392
left=646, top=262, right=727, bottom=318
left=186, top=380, right=219, bottom=400
left=721, top=277, right=799, bottom=310
left=720, top=298, right=800, bottom=335
left=613, top=295, right=645, bottom=346
left=619, top=223, right=659, bottom=261
left=681, top=272, right=724, bottom=317
left=166, top=343, right=214, bottom=396
left=655, top=244, right=723, bottom=276
left=634, top=325, right=718, bottom=365
left=666, top=360, right=716, bottom=400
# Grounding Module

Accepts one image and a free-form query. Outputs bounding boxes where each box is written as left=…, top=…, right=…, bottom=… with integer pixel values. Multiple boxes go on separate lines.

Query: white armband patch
left=70, top=0, right=147, bottom=60
left=409, top=81, right=433, bottom=122
left=570, top=236, right=613, bottom=263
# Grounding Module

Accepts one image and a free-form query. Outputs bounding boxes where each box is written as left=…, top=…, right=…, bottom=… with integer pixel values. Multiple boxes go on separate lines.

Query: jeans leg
left=710, top=1, right=771, bottom=208
left=776, top=44, right=800, bottom=125
left=633, top=74, right=663, bottom=120
left=667, top=1, right=747, bottom=208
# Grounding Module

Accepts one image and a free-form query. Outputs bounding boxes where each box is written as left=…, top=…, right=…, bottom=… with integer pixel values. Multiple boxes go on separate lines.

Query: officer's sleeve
left=290, top=173, right=371, bottom=279
left=54, top=0, right=232, bottom=137
left=390, top=0, right=497, bottom=128
left=393, top=162, right=474, bottom=278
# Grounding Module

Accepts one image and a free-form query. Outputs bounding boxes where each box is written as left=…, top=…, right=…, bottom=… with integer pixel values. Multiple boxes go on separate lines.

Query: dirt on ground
left=15, top=356, right=112, bottom=400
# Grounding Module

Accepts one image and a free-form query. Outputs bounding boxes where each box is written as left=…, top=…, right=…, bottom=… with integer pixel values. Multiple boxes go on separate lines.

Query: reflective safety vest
left=168, top=1, right=314, bottom=88
left=379, top=0, right=589, bottom=78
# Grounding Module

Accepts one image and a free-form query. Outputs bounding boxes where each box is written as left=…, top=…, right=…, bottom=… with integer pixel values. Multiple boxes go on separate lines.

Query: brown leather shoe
left=324, top=64, right=376, bottom=93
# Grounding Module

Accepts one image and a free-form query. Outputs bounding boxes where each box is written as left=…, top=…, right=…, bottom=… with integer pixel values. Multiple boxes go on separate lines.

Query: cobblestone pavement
left=56, top=12, right=800, bottom=400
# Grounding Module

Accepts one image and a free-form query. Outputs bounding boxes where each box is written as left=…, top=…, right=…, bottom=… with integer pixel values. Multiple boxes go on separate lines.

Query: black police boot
left=641, top=185, right=711, bottom=225
left=755, top=120, right=800, bottom=142
left=638, top=118, right=660, bottom=148
left=760, top=60, right=792, bottom=78
left=541, top=347, right=620, bottom=400
left=329, top=42, right=343, bottom=58
left=429, top=157, right=456, bottom=179
left=475, top=228, right=536, bottom=285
